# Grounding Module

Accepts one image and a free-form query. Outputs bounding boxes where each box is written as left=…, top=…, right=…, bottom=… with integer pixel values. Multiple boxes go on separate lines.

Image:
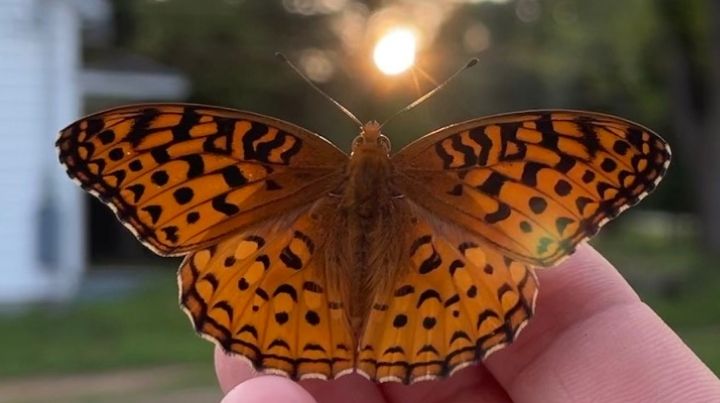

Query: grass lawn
left=0, top=215, right=717, bottom=379
left=0, top=268, right=213, bottom=379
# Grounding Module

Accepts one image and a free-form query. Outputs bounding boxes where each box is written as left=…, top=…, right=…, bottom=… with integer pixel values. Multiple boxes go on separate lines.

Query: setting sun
left=373, top=28, right=416, bottom=75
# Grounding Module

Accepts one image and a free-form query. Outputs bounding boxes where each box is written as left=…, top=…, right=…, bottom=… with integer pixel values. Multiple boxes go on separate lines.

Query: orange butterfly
left=56, top=103, right=670, bottom=384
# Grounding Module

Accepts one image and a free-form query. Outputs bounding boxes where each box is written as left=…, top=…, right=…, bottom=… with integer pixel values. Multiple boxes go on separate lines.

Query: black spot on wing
left=212, top=194, right=240, bottom=216
left=220, top=165, right=248, bottom=187
left=142, top=205, right=162, bottom=224
left=485, top=202, right=511, bottom=223
left=212, top=300, right=234, bottom=319
left=416, top=289, right=442, bottom=308
left=394, top=285, right=415, bottom=297
left=279, top=245, right=302, bottom=270
left=409, top=235, right=432, bottom=256
left=476, top=171, right=506, bottom=197
left=476, top=309, right=500, bottom=329
left=273, top=284, right=298, bottom=302
left=180, top=154, right=205, bottom=179
left=293, top=230, right=315, bottom=254
left=468, top=127, right=492, bottom=166
left=418, top=250, right=442, bottom=274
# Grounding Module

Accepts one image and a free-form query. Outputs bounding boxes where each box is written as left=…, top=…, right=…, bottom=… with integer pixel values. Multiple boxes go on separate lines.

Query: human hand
left=215, top=244, right=720, bottom=402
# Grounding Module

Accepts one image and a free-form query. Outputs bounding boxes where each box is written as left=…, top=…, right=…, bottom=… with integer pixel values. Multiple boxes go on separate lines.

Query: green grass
left=0, top=269, right=213, bottom=378
left=0, top=219, right=717, bottom=379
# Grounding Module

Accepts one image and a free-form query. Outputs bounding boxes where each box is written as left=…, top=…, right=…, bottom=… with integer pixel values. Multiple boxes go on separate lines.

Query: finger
left=301, top=374, right=385, bottom=403
left=215, top=346, right=385, bottom=402
left=215, top=345, right=259, bottom=394
left=485, top=244, right=720, bottom=402
left=380, top=363, right=512, bottom=403
left=221, top=375, right=317, bottom=403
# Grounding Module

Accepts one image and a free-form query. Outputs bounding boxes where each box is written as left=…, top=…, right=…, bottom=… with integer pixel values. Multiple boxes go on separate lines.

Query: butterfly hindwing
left=179, top=205, right=355, bottom=380
left=357, top=203, right=538, bottom=383
left=56, top=104, right=348, bottom=256
left=393, top=110, right=671, bottom=266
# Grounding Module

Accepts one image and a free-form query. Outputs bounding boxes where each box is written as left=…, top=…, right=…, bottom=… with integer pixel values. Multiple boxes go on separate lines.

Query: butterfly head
left=352, top=121, right=391, bottom=156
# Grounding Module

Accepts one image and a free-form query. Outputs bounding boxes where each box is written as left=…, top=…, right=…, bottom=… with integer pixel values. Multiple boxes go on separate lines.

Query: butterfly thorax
left=345, top=122, right=392, bottom=216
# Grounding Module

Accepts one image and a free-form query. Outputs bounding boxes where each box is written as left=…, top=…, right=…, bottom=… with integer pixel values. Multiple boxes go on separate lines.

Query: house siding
left=0, top=0, right=84, bottom=303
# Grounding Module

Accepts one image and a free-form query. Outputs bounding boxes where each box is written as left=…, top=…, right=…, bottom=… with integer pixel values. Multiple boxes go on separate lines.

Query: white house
left=0, top=0, right=188, bottom=304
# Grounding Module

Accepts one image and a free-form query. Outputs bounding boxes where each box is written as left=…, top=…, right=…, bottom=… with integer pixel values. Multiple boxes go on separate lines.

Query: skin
left=215, top=244, right=720, bottom=403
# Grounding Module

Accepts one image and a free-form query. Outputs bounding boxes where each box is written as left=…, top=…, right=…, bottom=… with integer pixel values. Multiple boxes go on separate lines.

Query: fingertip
left=554, top=243, right=616, bottom=273
left=497, top=303, right=720, bottom=402
left=215, top=345, right=258, bottom=394
left=484, top=243, right=639, bottom=385
left=485, top=243, right=720, bottom=401
left=380, top=365, right=511, bottom=403
left=221, top=376, right=318, bottom=403
left=534, top=243, right=639, bottom=316
left=301, top=373, right=384, bottom=402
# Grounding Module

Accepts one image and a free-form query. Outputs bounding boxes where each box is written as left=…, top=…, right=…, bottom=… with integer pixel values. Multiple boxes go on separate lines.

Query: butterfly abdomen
left=325, top=144, right=408, bottom=332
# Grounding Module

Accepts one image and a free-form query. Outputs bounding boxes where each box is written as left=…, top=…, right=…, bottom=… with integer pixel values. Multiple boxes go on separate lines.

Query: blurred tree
left=657, top=0, right=720, bottom=251
left=434, top=0, right=682, bottom=210
left=437, top=0, right=720, bottom=251
left=98, top=0, right=718, bottom=258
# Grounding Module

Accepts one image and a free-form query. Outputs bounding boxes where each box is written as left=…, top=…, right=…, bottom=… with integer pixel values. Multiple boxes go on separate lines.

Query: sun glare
left=373, top=28, right=416, bottom=75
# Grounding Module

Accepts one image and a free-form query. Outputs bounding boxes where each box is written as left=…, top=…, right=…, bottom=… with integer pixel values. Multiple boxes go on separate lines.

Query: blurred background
left=0, top=0, right=718, bottom=401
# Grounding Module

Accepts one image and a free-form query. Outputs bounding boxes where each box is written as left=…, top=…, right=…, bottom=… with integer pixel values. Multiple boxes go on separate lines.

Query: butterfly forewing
left=392, top=110, right=671, bottom=267
left=56, top=104, right=348, bottom=256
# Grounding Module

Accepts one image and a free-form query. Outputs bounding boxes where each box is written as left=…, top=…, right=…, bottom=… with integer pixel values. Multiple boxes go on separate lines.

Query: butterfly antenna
left=380, top=58, right=479, bottom=128
left=276, top=52, right=364, bottom=128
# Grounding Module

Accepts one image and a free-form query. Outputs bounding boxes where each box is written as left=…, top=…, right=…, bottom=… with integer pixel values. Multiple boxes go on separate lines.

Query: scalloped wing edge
left=178, top=262, right=540, bottom=384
